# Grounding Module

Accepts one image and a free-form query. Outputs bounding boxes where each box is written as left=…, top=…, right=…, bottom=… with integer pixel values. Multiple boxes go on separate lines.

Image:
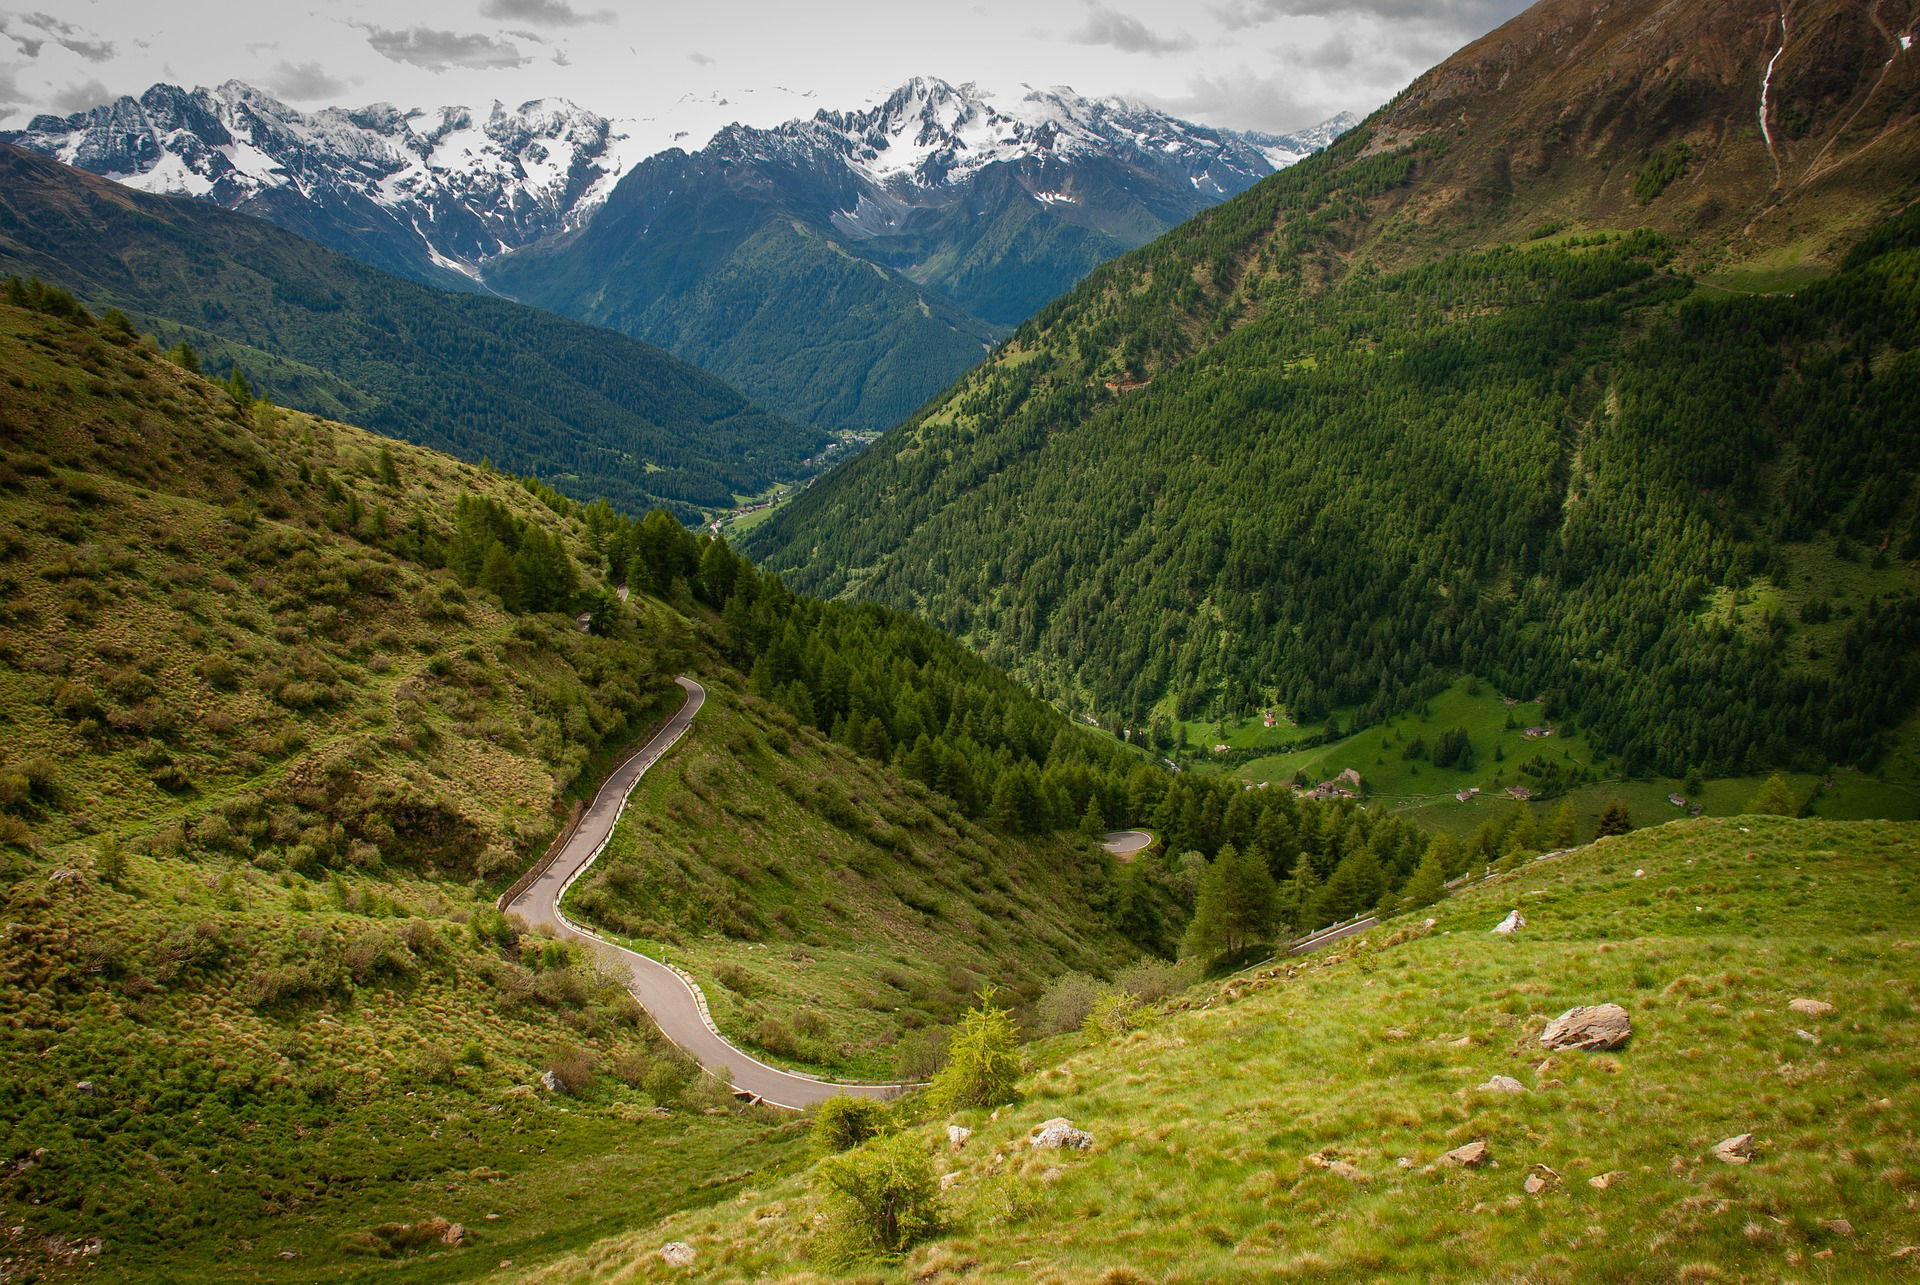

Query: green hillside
left=746, top=0, right=1920, bottom=796
left=0, top=144, right=824, bottom=515
left=0, top=287, right=1456, bottom=1280
left=515, top=815, right=1920, bottom=1282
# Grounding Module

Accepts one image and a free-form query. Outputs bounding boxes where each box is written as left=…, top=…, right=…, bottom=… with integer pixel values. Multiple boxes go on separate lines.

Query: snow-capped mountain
left=2, top=81, right=647, bottom=289
left=485, top=78, right=1355, bottom=432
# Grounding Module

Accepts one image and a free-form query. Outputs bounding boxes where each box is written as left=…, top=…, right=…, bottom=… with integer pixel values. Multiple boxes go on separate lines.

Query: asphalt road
left=1101, top=830, right=1154, bottom=858
left=506, top=676, right=913, bottom=1109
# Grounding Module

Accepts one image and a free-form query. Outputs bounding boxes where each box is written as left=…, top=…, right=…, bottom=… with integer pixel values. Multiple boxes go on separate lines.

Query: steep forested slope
left=748, top=0, right=1920, bottom=779
left=0, top=144, right=822, bottom=514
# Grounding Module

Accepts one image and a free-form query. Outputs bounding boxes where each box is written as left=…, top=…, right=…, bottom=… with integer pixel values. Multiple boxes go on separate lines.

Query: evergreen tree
left=1181, top=844, right=1278, bottom=959
left=1594, top=799, right=1633, bottom=838
left=1549, top=799, right=1579, bottom=848
left=1745, top=774, right=1802, bottom=816
left=1398, top=848, right=1447, bottom=912
left=928, top=988, right=1021, bottom=1111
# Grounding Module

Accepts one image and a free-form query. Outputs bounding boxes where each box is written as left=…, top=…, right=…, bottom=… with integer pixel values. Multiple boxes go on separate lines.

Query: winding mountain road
left=505, top=677, right=914, bottom=1109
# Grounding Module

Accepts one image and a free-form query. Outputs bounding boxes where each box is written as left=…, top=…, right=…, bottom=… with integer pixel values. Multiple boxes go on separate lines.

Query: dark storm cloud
left=49, top=76, right=112, bottom=111
left=362, top=25, right=531, bottom=72
left=5, top=12, right=115, bottom=61
left=479, top=0, right=613, bottom=27
left=1214, top=0, right=1530, bottom=32
left=263, top=60, right=354, bottom=100
left=1072, top=5, right=1197, bottom=56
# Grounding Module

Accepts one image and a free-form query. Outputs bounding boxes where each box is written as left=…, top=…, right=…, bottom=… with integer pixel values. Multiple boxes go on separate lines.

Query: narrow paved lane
left=507, top=677, right=913, bottom=1109
left=1101, top=830, right=1153, bottom=858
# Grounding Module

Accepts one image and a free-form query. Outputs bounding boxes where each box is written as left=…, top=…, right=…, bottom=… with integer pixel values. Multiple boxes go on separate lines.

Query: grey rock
left=1523, top=1164, right=1560, bottom=1194
left=1441, top=1140, right=1490, bottom=1168
left=658, top=1241, right=696, bottom=1267
left=947, top=1124, right=972, bottom=1151
left=1029, top=1118, right=1094, bottom=1150
left=1789, top=998, right=1835, bottom=1018
left=1539, top=1004, right=1632, bottom=1051
left=1491, top=910, right=1526, bottom=935
left=1588, top=1170, right=1626, bottom=1190
left=538, top=1070, right=562, bottom=1093
left=1476, top=1075, right=1528, bottom=1094
left=1710, top=1133, right=1755, bottom=1164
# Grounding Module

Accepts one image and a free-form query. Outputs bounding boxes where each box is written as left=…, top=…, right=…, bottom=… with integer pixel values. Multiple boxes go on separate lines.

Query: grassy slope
left=0, top=301, right=1132, bottom=1281
left=563, top=681, right=1129, bottom=1080
left=524, top=815, right=1920, bottom=1283
left=1182, top=673, right=1920, bottom=838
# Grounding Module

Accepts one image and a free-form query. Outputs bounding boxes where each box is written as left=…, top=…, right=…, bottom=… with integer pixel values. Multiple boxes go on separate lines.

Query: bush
left=641, top=1050, right=699, bottom=1106
left=544, top=1045, right=594, bottom=1093
left=813, top=1132, right=940, bottom=1264
left=810, top=1094, right=888, bottom=1156
left=1082, top=989, right=1142, bottom=1040
left=927, top=988, right=1021, bottom=1112
left=1032, top=971, right=1102, bottom=1035
left=1112, top=956, right=1197, bottom=1003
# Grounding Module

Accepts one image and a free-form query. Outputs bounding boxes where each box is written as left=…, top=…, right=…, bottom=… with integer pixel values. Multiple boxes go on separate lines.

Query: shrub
left=810, top=1095, right=888, bottom=1157
left=1112, top=956, right=1197, bottom=1002
left=641, top=1050, right=699, bottom=1106
left=1082, top=989, right=1142, bottom=1040
left=1032, top=971, right=1102, bottom=1035
left=928, top=987, right=1021, bottom=1112
left=892, top=1028, right=949, bottom=1081
left=813, top=1132, right=940, bottom=1264
left=544, top=1046, right=594, bottom=1094
left=714, top=962, right=754, bottom=994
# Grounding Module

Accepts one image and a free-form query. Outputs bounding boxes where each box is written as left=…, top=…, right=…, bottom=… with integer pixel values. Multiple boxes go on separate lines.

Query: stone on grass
left=1491, top=910, right=1526, bottom=935
left=1476, top=1075, right=1528, bottom=1094
left=947, top=1124, right=972, bottom=1151
left=1588, top=1171, right=1625, bottom=1190
left=1539, top=1004, right=1632, bottom=1051
left=658, top=1241, right=696, bottom=1267
left=939, top=1171, right=962, bottom=1191
left=1710, top=1133, right=1755, bottom=1164
left=1307, top=1151, right=1362, bottom=1180
left=1789, top=998, right=1835, bottom=1018
left=1441, top=1140, right=1490, bottom=1168
left=1891, top=1246, right=1918, bottom=1259
left=1824, top=1218, right=1854, bottom=1238
left=1523, top=1164, right=1560, bottom=1195
left=538, top=1070, right=562, bottom=1094
left=1030, top=1118, right=1094, bottom=1150
left=1794, top=1028, right=1821, bottom=1045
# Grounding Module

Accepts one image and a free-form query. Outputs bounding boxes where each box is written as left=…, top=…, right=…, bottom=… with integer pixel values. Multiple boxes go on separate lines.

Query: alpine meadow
left=1, top=0, right=1917, bottom=1281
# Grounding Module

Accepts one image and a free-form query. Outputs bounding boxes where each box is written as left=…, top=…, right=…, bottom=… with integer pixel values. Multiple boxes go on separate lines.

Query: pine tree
left=1079, top=792, right=1108, bottom=838
left=1549, top=799, right=1579, bottom=848
left=377, top=445, right=399, bottom=487
left=1745, top=774, right=1801, bottom=816
left=1594, top=799, right=1633, bottom=838
left=1181, top=843, right=1278, bottom=959
left=928, top=988, right=1021, bottom=1111
left=1399, top=848, right=1447, bottom=912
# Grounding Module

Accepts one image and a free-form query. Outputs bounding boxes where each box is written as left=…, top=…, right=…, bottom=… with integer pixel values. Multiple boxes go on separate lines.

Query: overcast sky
left=0, top=0, right=1533, bottom=138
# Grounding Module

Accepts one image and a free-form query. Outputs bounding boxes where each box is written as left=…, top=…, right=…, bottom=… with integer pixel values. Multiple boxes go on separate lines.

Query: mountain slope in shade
left=744, top=0, right=1920, bottom=780
left=485, top=80, right=1354, bottom=431
left=0, top=144, right=823, bottom=513
left=2, top=82, right=644, bottom=292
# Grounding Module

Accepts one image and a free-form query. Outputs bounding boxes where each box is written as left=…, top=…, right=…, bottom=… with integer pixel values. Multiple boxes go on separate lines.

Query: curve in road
left=1101, top=830, right=1154, bottom=858
left=506, top=676, right=915, bottom=1110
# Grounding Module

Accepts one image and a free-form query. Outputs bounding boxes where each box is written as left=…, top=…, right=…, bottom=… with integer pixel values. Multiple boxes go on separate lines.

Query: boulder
left=1539, top=1004, right=1632, bottom=1051
left=1029, top=1118, right=1094, bottom=1150
left=947, top=1124, right=972, bottom=1151
left=1491, top=910, right=1526, bottom=936
left=1441, top=1140, right=1490, bottom=1168
left=440, top=1223, right=466, bottom=1246
left=658, top=1241, right=696, bottom=1267
left=1710, top=1133, right=1755, bottom=1164
left=538, top=1070, right=562, bottom=1094
left=939, top=1171, right=962, bottom=1191
left=1307, top=1151, right=1362, bottom=1180
left=1824, top=1218, right=1854, bottom=1238
left=1795, top=1028, right=1821, bottom=1045
left=1476, top=1075, right=1528, bottom=1094
left=1588, top=1171, right=1626, bottom=1190
left=1789, top=998, right=1835, bottom=1018
left=1523, top=1164, right=1560, bottom=1195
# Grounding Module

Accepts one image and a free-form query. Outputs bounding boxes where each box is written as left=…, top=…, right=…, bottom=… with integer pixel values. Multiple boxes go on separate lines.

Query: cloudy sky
left=0, top=0, right=1533, bottom=137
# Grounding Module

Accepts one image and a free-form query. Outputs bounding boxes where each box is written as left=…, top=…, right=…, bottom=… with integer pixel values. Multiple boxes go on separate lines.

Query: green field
left=519, top=815, right=1920, bottom=1282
